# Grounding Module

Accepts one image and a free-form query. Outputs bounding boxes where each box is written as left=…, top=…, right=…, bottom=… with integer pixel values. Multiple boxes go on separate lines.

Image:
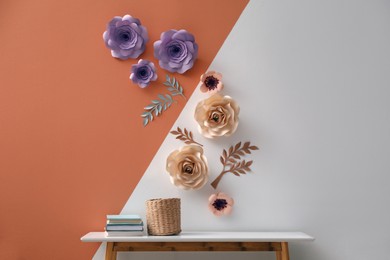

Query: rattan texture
left=146, top=198, right=181, bottom=236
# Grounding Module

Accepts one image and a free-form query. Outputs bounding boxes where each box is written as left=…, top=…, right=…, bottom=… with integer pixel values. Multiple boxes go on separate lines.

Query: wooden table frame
left=105, top=241, right=290, bottom=260
left=81, top=231, right=313, bottom=260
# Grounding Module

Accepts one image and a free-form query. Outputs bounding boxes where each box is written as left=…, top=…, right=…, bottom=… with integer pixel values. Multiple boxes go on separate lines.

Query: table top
left=81, top=231, right=314, bottom=243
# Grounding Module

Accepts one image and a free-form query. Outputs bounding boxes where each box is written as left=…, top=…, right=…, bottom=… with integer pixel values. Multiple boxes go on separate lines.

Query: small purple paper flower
left=153, top=29, right=198, bottom=74
left=130, top=59, right=157, bottom=88
left=103, top=15, right=148, bottom=60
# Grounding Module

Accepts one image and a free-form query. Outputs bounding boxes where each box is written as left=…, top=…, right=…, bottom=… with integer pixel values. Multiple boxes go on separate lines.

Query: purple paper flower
left=103, top=15, right=148, bottom=60
left=130, top=59, right=157, bottom=88
left=153, top=29, right=198, bottom=74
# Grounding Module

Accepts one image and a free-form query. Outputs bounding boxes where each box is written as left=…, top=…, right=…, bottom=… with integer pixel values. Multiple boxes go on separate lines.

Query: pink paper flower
left=200, top=71, right=223, bottom=94
left=208, top=192, right=234, bottom=216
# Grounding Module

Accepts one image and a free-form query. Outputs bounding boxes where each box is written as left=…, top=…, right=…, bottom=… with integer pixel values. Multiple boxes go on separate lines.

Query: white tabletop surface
left=81, top=231, right=314, bottom=242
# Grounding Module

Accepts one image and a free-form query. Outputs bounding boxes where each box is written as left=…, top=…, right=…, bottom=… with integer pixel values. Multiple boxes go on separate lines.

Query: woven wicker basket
left=146, top=198, right=181, bottom=236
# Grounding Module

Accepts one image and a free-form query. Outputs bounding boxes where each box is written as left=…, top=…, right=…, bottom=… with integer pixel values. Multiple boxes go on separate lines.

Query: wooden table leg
left=275, top=242, right=289, bottom=260
left=281, top=242, right=289, bottom=260
left=105, top=242, right=115, bottom=260
left=276, top=250, right=282, bottom=260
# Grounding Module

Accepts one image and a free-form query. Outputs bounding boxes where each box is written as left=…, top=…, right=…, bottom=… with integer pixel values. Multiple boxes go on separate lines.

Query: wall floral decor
left=102, top=13, right=259, bottom=217
left=103, top=15, right=197, bottom=126
left=103, top=15, right=148, bottom=60
left=154, top=29, right=198, bottom=74
left=164, top=70, right=259, bottom=217
left=130, top=59, right=157, bottom=88
left=166, top=145, right=209, bottom=190
left=141, top=75, right=187, bottom=126
left=208, top=192, right=234, bottom=216
left=199, top=71, right=224, bottom=94
left=163, top=75, right=187, bottom=100
left=194, top=94, right=240, bottom=138
left=211, top=141, right=259, bottom=189
left=170, top=127, right=203, bottom=146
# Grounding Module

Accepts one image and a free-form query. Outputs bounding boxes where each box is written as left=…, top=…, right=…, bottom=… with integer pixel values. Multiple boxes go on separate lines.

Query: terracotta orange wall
left=0, top=0, right=248, bottom=259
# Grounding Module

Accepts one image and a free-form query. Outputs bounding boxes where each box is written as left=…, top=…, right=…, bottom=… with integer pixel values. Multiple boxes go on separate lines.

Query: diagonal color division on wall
left=95, top=0, right=390, bottom=260
left=0, top=0, right=248, bottom=259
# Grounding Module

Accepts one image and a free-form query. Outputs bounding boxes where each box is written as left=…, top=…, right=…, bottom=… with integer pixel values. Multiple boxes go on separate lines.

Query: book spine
left=106, top=223, right=143, bottom=226
left=105, top=231, right=144, bottom=237
left=107, top=220, right=143, bottom=225
left=105, top=226, right=144, bottom=231
left=106, top=215, right=141, bottom=220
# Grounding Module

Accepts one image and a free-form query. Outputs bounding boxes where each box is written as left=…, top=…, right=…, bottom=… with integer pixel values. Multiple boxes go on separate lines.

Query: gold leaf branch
left=211, top=141, right=259, bottom=189
left=170, top=127, right=203, bottom=147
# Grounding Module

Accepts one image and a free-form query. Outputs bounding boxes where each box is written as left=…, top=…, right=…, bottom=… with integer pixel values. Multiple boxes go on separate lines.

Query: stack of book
left=105, top=214, right=144, bottom=237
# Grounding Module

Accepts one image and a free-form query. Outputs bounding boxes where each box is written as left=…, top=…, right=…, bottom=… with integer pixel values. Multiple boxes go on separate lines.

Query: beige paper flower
left=194, top=94, right=240, bottom=138
left=166, top=145, right=209, bottom=190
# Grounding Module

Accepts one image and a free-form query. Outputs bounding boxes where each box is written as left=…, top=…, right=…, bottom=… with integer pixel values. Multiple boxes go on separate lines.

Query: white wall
left=94, top=0, right=390, bottom=259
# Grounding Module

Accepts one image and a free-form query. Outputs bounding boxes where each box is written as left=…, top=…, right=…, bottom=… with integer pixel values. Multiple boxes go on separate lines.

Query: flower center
left=182, top=163, right=194, bottom=174
left=120, top=32, right=130, bottom=41
left=212, top=113, right=219, bottom=122
left=168, top=45, right=182, bottom=57
left=172, top=46, right=181, bottom=54
left=210, top=111, right=224, bottom=123
left=204, top=76, right=219, bottom=90
left=212, top=199, right=228, bottom=211
left=116, top=26, right=137, bottom=49
left=136, top=66, right=150, bottom=79
left=166, top=40, right=188, bottom=61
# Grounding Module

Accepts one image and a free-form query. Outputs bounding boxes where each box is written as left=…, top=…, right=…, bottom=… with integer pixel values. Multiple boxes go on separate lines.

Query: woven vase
left=146, top=198, right=181, bottom=236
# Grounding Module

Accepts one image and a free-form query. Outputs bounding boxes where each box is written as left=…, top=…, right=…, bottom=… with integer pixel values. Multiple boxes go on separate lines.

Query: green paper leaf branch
left=210, top=141, right=259, bottom=189
left=141, top=94, right=176, bottom=126
left=164, top=74, right=186, bottom=100
left=170, top=127, right=203, bottom=146
left=141, top=74, right=187, bottom=126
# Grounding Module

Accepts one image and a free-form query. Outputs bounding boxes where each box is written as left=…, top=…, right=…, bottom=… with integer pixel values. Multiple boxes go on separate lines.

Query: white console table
left=81, top=231, right=314, bottom=260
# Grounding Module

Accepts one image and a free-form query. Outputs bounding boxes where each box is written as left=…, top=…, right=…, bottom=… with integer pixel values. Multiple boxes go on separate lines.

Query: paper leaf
left=144, top=105, right=154, bottom=110
left=141, top=93, right=176, bottom=127
left=169, top=126, right=203, bottom=146
left=143, top=117, right=149, bottom=126
left=228, top=158, right=237, bottom=164
left=210, top=141, right=259, bottom=189
left=220, top=156, right=225, bottom=164
left=164, top=74, right=186, bottom=100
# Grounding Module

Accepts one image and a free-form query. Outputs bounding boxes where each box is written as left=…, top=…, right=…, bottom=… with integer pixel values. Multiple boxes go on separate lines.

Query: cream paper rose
left=166, top=145, right=209, bottom=190
left=194, top=94, right=240, bottom=138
